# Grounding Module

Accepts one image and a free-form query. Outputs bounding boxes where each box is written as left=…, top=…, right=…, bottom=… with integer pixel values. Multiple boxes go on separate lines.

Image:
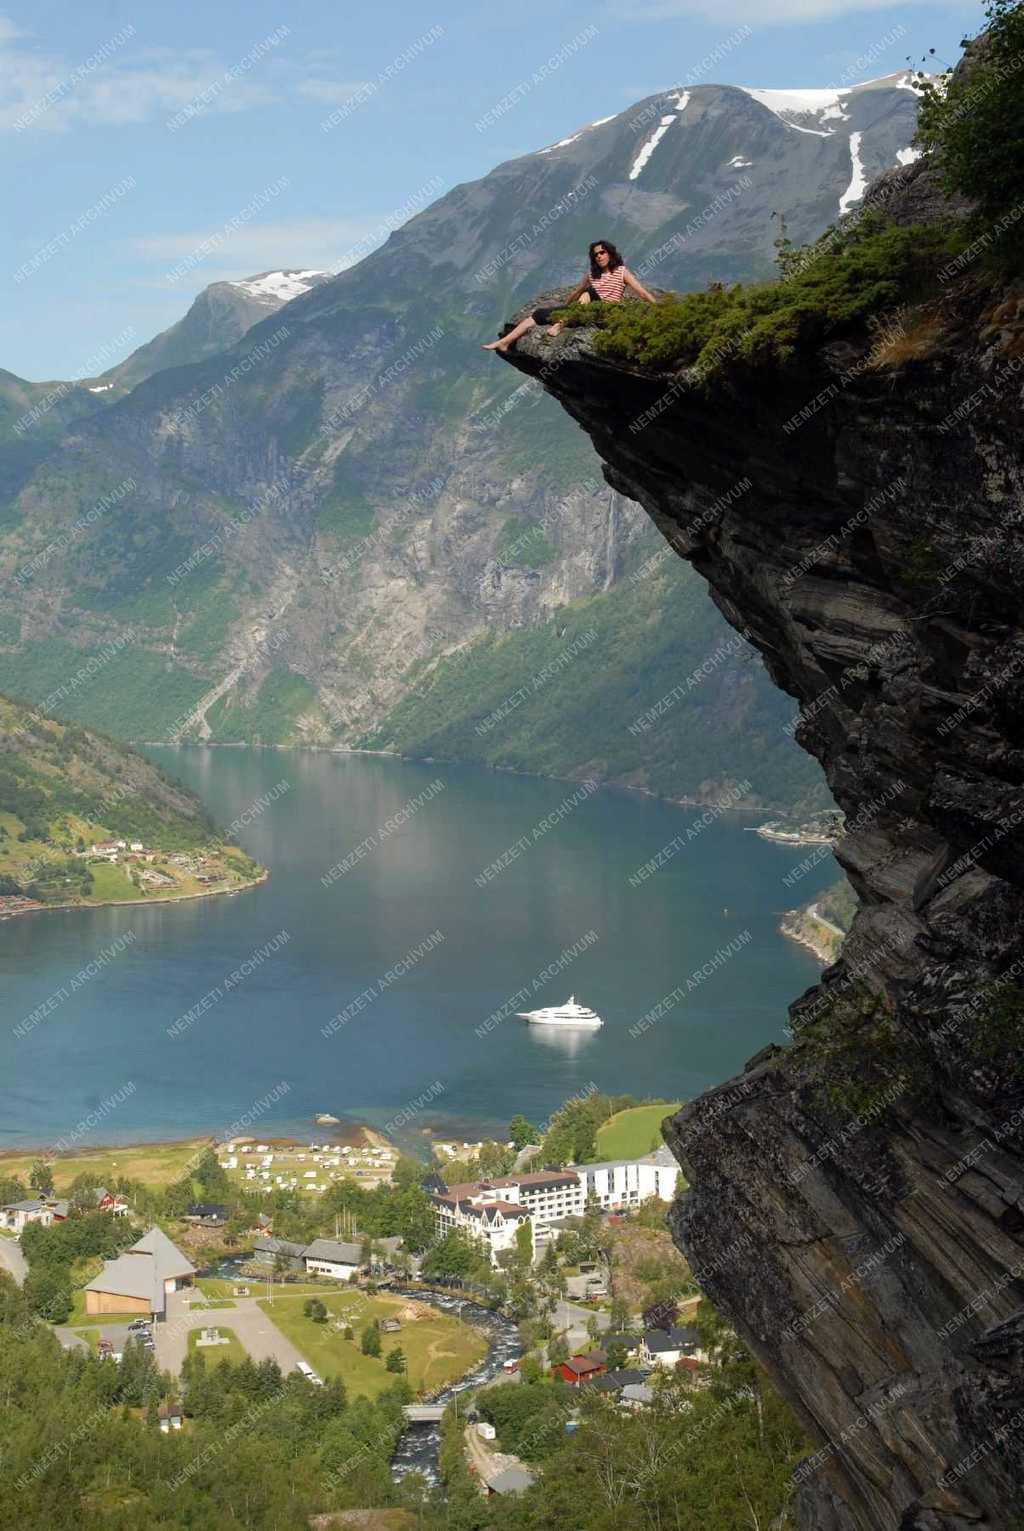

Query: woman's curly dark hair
left=588, top=239, right=624, bottom=278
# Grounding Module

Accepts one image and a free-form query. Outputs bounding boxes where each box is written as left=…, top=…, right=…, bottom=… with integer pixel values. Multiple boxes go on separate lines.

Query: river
left=0, top=749, right=837, bottom=1151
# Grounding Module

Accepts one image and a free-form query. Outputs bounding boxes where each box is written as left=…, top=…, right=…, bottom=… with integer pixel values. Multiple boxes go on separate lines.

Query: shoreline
left=778, top=905, right=845, bottom=966
left=0, top=868, right=269, bottom=924
left=0, top=1114, right=394, bottom=1165
left=141, top=738, right=821, bottom=820
left=746, top=825, right=839, bottom=847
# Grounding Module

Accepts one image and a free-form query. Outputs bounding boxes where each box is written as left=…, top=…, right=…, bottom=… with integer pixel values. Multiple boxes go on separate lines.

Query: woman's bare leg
left=549, top=289, right=590, bottom=337
left=482, top=315, right=537, bottom=351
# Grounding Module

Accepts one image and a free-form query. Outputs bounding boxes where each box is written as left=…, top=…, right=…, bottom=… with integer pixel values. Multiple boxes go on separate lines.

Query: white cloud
left=131, top=216, right=393, bottom=286
left=0, top=19, right=349, bottom=133
left=635, top=0, right=942, bottom=20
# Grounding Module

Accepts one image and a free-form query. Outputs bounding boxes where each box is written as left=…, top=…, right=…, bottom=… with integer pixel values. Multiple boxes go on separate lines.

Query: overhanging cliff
left=503, top=170, right=1024, bottom=1529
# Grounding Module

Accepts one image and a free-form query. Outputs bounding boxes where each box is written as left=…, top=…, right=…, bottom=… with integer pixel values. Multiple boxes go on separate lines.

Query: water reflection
left=526, top=1023, right=601, bottom=1057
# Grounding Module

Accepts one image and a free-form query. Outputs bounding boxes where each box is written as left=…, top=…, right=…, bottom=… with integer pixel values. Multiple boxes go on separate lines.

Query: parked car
left=128, top=1319, right=152, bottom=1333
left=295, top=1361, right=324, bottom=1387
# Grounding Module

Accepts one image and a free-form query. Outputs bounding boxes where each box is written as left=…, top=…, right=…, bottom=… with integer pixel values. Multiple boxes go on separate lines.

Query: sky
left=1, top=0, right=981, bottom=380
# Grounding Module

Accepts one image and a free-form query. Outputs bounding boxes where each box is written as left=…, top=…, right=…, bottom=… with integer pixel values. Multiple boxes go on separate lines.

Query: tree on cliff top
left=914, top=0, right=1024, bottom=249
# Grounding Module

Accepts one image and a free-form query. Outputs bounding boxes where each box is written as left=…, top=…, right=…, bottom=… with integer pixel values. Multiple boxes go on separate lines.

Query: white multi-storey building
left=430, top=1170, right=585, bottom=1265
left=575, top=1146, right=681, bottom=1210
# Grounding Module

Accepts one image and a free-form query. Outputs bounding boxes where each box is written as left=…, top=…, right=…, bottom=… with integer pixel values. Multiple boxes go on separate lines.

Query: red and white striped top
left=590, top=264, right=629, bottom=301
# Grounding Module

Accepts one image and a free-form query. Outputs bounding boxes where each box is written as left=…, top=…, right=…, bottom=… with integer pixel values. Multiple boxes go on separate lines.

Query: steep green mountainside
left=363, top=536, right=826, bottom=811
left=0, top=76, right=919, bottom=808
left=0, top=694, right=260, bottom=906
left=0, top=369, right=108, bottom=507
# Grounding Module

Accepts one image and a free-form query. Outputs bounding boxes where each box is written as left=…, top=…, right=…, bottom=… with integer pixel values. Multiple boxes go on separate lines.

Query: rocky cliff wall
left=505, top=175, right=1024, bottom=1528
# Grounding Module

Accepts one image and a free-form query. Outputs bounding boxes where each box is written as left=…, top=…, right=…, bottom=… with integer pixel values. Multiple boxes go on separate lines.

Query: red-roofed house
left=555, top=1352, right=608, bottom=1387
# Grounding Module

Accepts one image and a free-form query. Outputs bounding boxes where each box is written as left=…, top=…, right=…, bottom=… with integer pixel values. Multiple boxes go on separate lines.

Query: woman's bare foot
left=481, top=338, right=510, bottom=351
left=545, top=322, right=563, bottom=337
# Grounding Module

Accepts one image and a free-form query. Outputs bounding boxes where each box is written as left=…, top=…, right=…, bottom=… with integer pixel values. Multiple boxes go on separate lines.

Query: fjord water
left=0, top=750, right=837, bottom=1152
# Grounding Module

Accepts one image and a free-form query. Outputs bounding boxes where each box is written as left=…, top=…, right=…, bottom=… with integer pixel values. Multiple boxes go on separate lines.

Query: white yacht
left=517, top=995, right=603, bottom=1028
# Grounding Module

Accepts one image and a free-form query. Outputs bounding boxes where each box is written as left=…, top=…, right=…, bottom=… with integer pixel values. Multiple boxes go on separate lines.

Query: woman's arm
left=623, top=268, right=657, bottom=304
left=565, top=272, right=591, bottom=304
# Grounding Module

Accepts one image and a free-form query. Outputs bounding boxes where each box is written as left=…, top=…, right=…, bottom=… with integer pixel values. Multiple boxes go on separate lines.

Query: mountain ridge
left=0, top=72, right=921, bottom=811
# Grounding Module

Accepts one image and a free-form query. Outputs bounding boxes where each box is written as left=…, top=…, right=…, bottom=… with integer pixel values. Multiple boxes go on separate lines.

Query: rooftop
left=303, top=1237, right=363, bottom=1264
left=644, top=1325, right=700, bottom=1352
left=129, top=1226, right=196, bottom=1282
left=561, top=1351, right=607, bottom=1375
left=83, top=1253, right=164, bottom=1313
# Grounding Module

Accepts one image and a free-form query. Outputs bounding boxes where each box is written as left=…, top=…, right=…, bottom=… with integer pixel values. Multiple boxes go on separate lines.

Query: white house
left=638, top=1325, right=705, bottom=1369
left=301, top=1237, right=362, bottom=1281
left=299, top=1233, right=405, bottom=1281
left=0, top=1198, right=56, bottom=1233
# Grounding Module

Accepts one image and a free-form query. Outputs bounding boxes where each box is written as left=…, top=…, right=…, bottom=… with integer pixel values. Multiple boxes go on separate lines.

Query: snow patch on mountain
left=839, top=131, right=867, bottom=214
left=629, top=115, right=676, bottom=180
left=739, top=84, right=841, bottom=136
left=230, top=270, right=328, bottom=304
left=538, top=115, right=619, bottom=154
left=728, top=155, right=753, bottom=168
left=896, top=145, right=923, bottom=166
left=538, top=132, right=583, bottom=154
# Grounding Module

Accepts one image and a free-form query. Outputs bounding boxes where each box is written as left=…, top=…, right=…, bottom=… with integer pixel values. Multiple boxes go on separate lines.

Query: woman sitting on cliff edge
left=482, top=239, right=657, bottom=353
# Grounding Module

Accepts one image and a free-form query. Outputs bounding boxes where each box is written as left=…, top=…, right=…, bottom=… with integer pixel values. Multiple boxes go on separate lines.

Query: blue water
left=0, top=750, right=836, bottom=1152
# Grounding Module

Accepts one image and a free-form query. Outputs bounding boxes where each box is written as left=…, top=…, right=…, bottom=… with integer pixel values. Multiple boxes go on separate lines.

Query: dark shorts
left=531, top=292, right=602, bottom=325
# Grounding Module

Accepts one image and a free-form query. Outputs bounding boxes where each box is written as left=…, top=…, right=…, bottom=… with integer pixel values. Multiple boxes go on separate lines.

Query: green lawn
left=592, top=1103, right=681, bottom=1161
left=198, top=1277, right=328, bottom=1299
left=259, top=1290, right=486, bottom=1398
left=187, top=1326, right=248, bottom=1367
left=86, top=862, right=143, bottom=901
left=184, top=1298, right=236, bottom=1311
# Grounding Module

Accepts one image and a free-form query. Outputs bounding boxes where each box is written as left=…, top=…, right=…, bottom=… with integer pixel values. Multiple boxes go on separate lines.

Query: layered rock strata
left=504, top=171, right=1024, bottom=1527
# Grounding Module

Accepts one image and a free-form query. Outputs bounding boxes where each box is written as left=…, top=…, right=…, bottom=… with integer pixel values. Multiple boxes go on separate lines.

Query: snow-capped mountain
left=90, top=269, right=331, bottom=394
left=228, top=270, right=331, bottom=307
left=0, top=72, right=924, bottom=805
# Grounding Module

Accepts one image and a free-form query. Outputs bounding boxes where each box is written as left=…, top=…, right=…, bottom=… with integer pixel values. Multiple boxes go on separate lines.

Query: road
left=551, top=1297, right=611, bottom=1349
left=154, top=1290, right=307, bottom=1377
left=0, top=1236, right=27, bottom=1285
left=464, top=1423, right=533, bottom=1494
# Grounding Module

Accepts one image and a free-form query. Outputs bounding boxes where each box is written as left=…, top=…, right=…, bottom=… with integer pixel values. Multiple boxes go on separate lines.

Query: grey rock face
left=503, top=184, right=1024, bottom=1526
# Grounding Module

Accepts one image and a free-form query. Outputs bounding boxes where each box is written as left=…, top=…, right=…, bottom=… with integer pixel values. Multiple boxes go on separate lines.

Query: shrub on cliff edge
left=558, top=217, right=962, bottom=373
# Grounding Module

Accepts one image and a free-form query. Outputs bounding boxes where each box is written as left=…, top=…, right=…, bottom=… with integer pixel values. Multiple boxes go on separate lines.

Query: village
left=74, top=837, right=230, bottom=890
left=0, top=1100, right=714, bottom=1506
left=0, top=827, right=264, bottom=919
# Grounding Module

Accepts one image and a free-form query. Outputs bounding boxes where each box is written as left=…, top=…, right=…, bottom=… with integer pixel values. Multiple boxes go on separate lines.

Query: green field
left=188, top=1326, right=248, bottom=1367
left=258, top=1289, right=486, bottom=1398
left=593, top=1103, right=681, bottom=1162
left=0, top=1137, right=210, bottom=1191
